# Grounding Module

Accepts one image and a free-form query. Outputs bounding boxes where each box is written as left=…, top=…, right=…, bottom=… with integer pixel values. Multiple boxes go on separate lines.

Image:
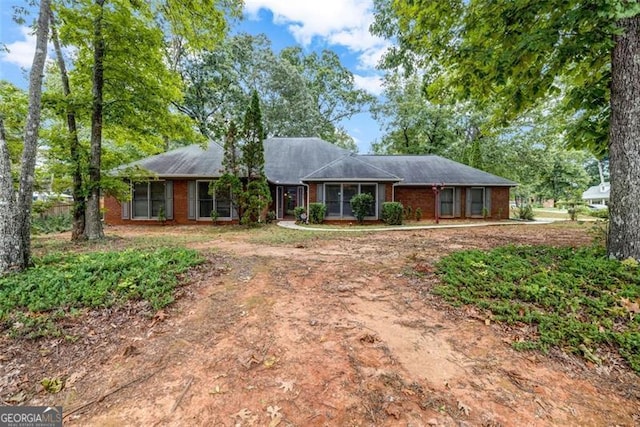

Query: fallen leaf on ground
left=150, top=310, right=168, bottom=327
left=457, top=400, right=471, bottom=416
left=267, top=405, right=281, bottom=419
left=41, top=377, right=63, bottom=394
left=232, top=408, right=252, bottom=420
left=277, top=379, right=295, bottom=393
left=209, top=385, right=225, bottom=395
left=65, top=369, right=86, bottom=388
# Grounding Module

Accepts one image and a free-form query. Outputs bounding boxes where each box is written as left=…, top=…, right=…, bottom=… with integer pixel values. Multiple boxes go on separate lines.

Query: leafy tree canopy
left=371, top=0, right=640, bottom=157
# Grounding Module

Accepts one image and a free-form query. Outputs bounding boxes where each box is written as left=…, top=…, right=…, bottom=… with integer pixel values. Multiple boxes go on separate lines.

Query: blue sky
left=0, top=1, right=388, bottom=153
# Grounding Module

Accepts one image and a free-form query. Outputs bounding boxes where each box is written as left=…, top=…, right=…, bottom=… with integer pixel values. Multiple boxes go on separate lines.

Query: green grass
left=435, top=245, right=640, bottom=372
left=0, top=248, right=204, bottom=338
left=529, top=208, right=594, bottom=221
left=247, top=225, right=344, bottom=245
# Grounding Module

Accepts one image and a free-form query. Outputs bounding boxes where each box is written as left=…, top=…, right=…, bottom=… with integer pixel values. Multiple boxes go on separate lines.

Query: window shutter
left=317, top=184, right=324, bottom=203
left=121, top=201, right=130, bottom=219
left=187, top=181, right=196, bottom=220
left=465, top=188, right=472, bottom=217
left=485, top=187, right=492, bottom=216
left=454, top=187, right=461, bottom=217
left=378, top=184, right=386, bottom=217
left=165, top=181, right=174, bottom=220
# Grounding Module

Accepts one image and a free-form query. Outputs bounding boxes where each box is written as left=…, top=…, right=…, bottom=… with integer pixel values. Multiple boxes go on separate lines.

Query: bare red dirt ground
left=2, top=223, right=639, bottom=426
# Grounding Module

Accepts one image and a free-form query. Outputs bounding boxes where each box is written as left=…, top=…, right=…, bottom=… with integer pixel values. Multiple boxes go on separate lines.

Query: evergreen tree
left=240, top=90, right=270, bottom=225
left=242, top=90, right=266, bottom=180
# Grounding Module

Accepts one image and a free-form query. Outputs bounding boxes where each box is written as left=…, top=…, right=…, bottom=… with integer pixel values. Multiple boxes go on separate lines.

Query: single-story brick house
left=104, top=137, right=516, bottom=225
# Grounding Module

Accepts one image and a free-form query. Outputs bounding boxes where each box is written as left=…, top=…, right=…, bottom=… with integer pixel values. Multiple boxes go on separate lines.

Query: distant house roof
left=582, top=182, right=610, bottom=200
left=113, top=137, right=517, bottom=187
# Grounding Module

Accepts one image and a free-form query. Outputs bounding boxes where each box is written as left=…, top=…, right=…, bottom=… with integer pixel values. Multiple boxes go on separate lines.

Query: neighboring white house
left=582, top=182, right=610, bottom=206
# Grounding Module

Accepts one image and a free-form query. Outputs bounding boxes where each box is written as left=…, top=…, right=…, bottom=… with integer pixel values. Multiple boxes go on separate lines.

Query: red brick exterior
left=394, top=186, right=435, bottom=219
left=491, top=187, right=510, bottom=220
left=104, top=179, right=512, bottom=225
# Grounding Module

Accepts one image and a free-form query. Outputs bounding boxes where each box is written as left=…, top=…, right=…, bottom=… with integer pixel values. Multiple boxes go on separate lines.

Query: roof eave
left=302, top=178, right=402, bottom=182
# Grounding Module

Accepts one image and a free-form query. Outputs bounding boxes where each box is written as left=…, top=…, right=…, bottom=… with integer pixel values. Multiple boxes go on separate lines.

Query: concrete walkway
left=277, top=219, right=555, bottom=232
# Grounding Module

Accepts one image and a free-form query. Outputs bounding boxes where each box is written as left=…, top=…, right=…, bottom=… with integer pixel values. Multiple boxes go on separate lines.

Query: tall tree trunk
left=608, top=15, right=640, bottom=260
left=0, top=117, right=20, bottom=273
left=86, top=0, right=106, bottom=240
left=50, top=11, right=86, bottom=241
left=0, top=0, right=51, bottom=274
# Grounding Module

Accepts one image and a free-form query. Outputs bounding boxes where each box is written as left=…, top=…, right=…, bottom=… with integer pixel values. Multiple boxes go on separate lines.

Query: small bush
left=382, top=202, right=403, bottom=225
left=589, top=208, right=609, bottom=219
left=210, top=209, right=219, bottom=223
left=308, top=203, right=326, bottom=224
left=403, top=205, right=412, bottom=220
left=293, top=206, right=306, bottom=223
left=515, top=204, right=534, bottom=220
left=415, top=207, right=422, bottom=221
left=265, top=210, right=276, bottom=223
left=350, top=193, right=374, bottom=224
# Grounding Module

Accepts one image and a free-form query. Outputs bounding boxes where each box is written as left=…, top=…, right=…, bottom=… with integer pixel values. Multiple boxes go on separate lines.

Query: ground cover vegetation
left=0, top=247, right=203, bottom=339
left=435, top=244, right=640, bottom=372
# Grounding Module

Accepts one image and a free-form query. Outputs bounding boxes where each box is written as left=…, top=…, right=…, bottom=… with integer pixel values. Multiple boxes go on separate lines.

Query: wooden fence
left=38, top=202, right=73, bottom=218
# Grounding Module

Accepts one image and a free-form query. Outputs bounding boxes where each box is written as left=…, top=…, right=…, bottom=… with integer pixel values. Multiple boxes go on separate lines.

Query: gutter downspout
left=301, top=182, right=310, bottom=224
left=392, top=182, right=399, bottom=202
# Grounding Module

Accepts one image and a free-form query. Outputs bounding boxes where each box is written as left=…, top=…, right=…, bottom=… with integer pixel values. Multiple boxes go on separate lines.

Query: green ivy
left=0, top=248, right=204, bottom=338
left=435, top=245, right=640, bottom=372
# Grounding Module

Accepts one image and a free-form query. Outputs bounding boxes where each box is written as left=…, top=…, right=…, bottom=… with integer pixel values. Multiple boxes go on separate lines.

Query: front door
left=285, top=186, right=299, bottom=217
left=277, top=186, right=303, bottom=219
left=276, top=186, right=284, bottom=219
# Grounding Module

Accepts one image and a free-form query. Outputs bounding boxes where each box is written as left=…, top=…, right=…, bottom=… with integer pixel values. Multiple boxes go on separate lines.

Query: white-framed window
left=463, top=187, right=492, bottom=218
left=132, top=181, right=166, bottom=219
left=324, top=183, right=378, bottom=218
left=196, top=180, right=232, bottom=220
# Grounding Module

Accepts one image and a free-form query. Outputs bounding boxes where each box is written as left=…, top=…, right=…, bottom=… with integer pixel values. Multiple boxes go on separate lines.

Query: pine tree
left=242, top=90, right=266, bottom=180
left=240, top=90, right=270, bottom=225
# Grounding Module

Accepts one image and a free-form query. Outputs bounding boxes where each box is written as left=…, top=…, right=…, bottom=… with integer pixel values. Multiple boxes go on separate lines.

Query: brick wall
left=105, top=179, right=197, bottom=226
left=491, top=187, right=510, bottom=220
left=104, top=180, right=513, bottom=225
left=394, top=186, right=436, bottom=219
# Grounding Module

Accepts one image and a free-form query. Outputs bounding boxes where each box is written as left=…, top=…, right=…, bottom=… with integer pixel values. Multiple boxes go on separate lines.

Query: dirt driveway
left=3, top=223, right=639, bottom=426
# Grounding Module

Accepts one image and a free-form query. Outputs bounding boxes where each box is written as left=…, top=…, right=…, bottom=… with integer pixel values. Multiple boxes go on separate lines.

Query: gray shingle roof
left=112, top=137, right=517, bottom=187
left=582, top=182, right=610, bottom=200
left=113, top=143, right=225, bottom=177
left=360, top=155, right=517, bottom=186
left=303, top=153, right=401, bottom=181
left=263, top=137, right=350, bottom=184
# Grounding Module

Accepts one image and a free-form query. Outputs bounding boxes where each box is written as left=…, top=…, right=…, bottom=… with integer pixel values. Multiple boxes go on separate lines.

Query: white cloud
left=1, top=26, right=37, bottom=68
left=353, top=74, right=383, bottom=96
left=244, top=0, right=389, bottom=71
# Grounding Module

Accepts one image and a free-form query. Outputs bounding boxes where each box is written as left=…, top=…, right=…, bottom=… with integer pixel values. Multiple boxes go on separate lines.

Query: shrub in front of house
left=350, top=193, right=374, bottom=224
left=308, top=203, right=326, bottom=224
left=516, top=204, right=535, bottom=220
left=293, top=206, right=306, bottom=223
left=382, top=202, right=403, bottom=225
